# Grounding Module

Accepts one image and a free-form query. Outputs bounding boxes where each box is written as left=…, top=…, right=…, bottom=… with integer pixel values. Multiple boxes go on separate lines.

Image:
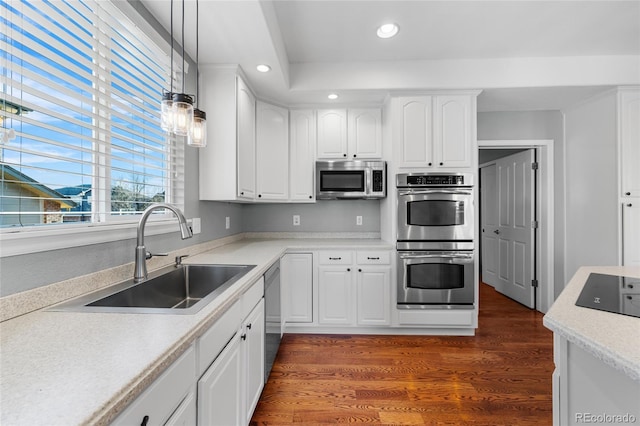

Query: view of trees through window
left=0, top=0, right=184, bottom=228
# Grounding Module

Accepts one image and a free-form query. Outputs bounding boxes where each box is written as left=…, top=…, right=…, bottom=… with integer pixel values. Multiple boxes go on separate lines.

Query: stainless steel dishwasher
left=263, top=260, right=281, bottom=382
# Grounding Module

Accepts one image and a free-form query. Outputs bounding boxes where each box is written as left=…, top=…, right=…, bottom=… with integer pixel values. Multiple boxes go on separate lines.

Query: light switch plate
left=191, top=217, right=201, bottom=234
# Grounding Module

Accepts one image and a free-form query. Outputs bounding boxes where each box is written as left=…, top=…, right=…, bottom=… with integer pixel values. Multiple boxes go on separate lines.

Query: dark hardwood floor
left=251, top=283, right=554, bottom=425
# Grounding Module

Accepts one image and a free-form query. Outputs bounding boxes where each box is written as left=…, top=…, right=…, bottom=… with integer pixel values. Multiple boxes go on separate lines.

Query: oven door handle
left=399, top=253, right=474, bottom=260
left=398, top=189, right=472, bottom=196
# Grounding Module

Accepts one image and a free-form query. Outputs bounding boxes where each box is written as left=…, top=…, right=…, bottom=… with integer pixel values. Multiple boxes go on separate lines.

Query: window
left=0, top=0, right=185, bottom=229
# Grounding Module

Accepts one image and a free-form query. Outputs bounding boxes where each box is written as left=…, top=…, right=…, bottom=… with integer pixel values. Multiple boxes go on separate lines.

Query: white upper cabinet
left=394, top=94, right=475, bottom=169
left=237, top=77, right=257, bottom=200
left=317, top=108, right=382, bottom=159
left=434, top=95, right=473, bottom=168
left=348, top=108, right=383, bottom=159
left=316, top=109, right=348, bottom=159
left=619, top=89, right=640, bottom=198
left=395, top=96, right=433, bottom=167
left=199, top=66, right=255, bottom=201
left=256, top=101, right=289, bottom=201
left=289, top=110, right=316, bottom=201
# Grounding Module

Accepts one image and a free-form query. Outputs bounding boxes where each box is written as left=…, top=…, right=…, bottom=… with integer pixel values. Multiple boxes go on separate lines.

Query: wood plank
left=251, top=283, right=553, bottom=425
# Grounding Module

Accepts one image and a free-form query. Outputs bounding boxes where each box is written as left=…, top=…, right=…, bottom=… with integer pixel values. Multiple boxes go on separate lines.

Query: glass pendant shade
left=172, top=93, right=194, bottom=136
left=190, top=108, right=207, bottom=147
left=160, top=91, right=174, bottom=132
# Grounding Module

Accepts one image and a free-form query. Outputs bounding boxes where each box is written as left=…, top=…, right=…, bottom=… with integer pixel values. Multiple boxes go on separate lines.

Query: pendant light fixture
left=189, top=0, right=207, bottom=147
left=172, top=0, right=194, bottom=139
left=160, top=0, right=175, bottom=132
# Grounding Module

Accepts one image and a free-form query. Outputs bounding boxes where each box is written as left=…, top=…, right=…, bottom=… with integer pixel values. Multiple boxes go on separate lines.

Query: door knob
left=493, top=229, right=500, bottom=235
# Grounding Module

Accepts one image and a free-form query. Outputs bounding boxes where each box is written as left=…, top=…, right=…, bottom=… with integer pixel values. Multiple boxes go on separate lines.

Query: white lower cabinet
left=317, top=250, right=391, bottom=327
left=197, top=279, right=265, bottom=426
left=113, top=346, right=196, bottom=426
left=282, top=253, right=313, bottom=323
left=198, top=332, right=243, bottom=426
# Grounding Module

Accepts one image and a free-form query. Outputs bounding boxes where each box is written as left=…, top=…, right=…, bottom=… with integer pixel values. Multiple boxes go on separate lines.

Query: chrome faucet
left=134, top=203, right=193, bottom=282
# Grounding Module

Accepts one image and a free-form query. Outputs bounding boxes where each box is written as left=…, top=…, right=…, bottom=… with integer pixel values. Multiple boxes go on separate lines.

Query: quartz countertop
left=0, top=238, right=392, bottom=426
left=543, top=265, right=640, bottom=382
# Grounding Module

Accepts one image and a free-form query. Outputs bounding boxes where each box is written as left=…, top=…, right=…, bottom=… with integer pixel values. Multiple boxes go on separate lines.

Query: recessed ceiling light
left=256, top=64, right=271, bottom=73
left=377, top=23, right=399, bottom=39
left=327, top=93, right=339, bottom=100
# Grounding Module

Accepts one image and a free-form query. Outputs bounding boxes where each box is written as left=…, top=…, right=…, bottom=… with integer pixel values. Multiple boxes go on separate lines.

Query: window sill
left=0, top=219, right=189, bottom=258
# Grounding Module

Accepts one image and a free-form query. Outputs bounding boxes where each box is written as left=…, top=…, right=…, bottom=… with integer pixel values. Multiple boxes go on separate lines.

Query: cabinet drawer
left=113, top=345, right=196, bottom=426
left=198, top=300, right=242, bottom=376
left=356, top=251, right=390, bottom=265
left=242, top=277, right=264, bottom=318
left=397, top=309, right=475, bottom=327
left=318, top=251, right=353, bottom=265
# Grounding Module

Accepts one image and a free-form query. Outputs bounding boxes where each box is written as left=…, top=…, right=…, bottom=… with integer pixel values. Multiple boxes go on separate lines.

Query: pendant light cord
left=181, top=0, right=186, bottom=94
left=170, top=0, right=174, bottom=93
left=195, top=0, right=199, bottom=107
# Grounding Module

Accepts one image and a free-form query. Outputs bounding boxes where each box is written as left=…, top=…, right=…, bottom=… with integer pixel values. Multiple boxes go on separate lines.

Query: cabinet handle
left=626, top=192, right=631, bottom=196
left=367, top=257, right=380, bottom=260
left=141, top=415, right=149, bottom=426
left=353, top=154, right=357, bottom=158
left=343, top=153, right=347, bottom=157
left=258, top=194, right=262, bottom=198
left=428, top=162, right=432, bottom=166
left=240, top=191, right=244, bottom=195
left=241, top=333, right=247, bottom=341
left=347, top=268, right=351, bottom=272
left=247, top=323, right=252, bottom=330
left=627, top=203, right=633, bottom=207
left=358, top=268, right=362, bottom=272
left=309, top=195, right=312, bottom=199
left=439, top=162, right=444, bottom=166
left=329, top=257, right=342, bottom=260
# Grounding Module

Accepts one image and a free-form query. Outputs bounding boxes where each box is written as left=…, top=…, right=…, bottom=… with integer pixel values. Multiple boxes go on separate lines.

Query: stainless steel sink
left=50, top=264, right=256, bottom=314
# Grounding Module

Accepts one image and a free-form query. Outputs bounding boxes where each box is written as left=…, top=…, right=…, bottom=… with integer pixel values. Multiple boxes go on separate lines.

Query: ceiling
left=139, top=0, right=640, bottom=111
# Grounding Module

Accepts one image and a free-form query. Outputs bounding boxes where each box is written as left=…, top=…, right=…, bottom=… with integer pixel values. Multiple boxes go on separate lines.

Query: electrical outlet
left=191, top=217, right=201, bottom=234
left=225, top=216, right=230, bottom=229
left=293, top=215, right=301, bottom=226
left=356, top=215, right=363, bottom=226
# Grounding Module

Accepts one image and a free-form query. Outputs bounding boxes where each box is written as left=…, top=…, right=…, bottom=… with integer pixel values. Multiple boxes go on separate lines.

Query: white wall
left=563, top=91, right=619, bottom=280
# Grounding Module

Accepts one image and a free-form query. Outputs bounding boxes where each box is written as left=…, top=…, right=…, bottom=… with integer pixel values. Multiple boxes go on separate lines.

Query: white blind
left=0, top=0, right=185, bottom=228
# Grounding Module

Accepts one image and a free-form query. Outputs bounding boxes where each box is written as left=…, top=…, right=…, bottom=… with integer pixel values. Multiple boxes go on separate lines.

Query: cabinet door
left=256, top=101, right=289, bottom=200
left=623, top=202, right=640, bottom=266
left=290, top=110, right=316, bottom=201
left=237, top=76, right=256, bottom=199
left=395, top=97, right=434, bottom=168
left=281, top=253, right=313, bottom=323
left=317, top=109, right=348, bottom=159
left=356, top=266, right=391, bottom=326
left=165, top=390, right=196, bottom=426
left=620, top=90, right=640, bottom=197
left=433, top=95, right=472, bottom=168
left=243, top=299, right=265, bottom=424
left=318, top=266, right=354, bottom=325
left=198, top=332, right=243, bottom=426
left=347, top=108, right=382, bottom=159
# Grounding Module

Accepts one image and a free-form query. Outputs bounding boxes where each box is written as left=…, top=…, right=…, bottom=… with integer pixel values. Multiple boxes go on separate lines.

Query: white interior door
left=481, top=164, right=499, bottom=288
left=481, top=150, right=536, bottom=308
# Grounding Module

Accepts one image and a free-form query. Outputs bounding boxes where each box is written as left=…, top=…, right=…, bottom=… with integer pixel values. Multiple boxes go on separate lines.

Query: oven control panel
left=397, top=173, right=473, bottom=187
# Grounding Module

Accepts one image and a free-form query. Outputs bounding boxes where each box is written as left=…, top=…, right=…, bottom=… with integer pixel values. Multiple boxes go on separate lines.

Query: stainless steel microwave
left=316, top=160, right=386, bottom=199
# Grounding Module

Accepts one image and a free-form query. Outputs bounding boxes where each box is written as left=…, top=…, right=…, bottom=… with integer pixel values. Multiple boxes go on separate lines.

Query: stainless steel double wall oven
left=396, top=173, right=475, bottom=309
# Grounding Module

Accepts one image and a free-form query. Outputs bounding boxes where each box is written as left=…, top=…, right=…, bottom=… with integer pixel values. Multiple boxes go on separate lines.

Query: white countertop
left=543, top=265, right=640, bottom=382
left=0, top=238, right=392, bottom=426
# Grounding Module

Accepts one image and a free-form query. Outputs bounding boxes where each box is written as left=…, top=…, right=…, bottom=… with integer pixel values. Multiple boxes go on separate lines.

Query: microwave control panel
left=372, top=170, right=384, bottom=192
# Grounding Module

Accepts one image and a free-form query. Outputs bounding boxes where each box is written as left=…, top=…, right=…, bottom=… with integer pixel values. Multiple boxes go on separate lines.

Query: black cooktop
left=575, top=273, right=640, bottom=319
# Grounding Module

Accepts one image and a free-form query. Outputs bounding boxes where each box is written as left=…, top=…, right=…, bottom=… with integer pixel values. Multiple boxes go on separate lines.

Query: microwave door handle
left=365, top=168, right=372, bottom=196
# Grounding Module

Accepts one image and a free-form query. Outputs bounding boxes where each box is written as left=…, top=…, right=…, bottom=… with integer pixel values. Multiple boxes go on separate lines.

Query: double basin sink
left=51, top=264, right=256, bottom=315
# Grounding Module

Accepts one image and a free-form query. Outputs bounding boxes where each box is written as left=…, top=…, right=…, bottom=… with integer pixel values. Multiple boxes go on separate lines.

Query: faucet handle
left=146, top=251, right=169, bottom=260
left=175, top=254, right=189, bottom=266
